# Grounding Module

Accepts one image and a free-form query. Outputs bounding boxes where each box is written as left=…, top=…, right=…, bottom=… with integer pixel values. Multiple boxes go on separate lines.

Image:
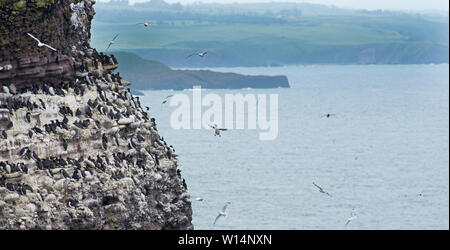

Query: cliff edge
left=0, top=0, right=193, bottom=229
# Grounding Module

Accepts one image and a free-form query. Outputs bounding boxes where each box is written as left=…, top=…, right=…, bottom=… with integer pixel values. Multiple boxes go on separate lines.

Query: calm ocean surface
left=140, top=64, right=449, bottom=229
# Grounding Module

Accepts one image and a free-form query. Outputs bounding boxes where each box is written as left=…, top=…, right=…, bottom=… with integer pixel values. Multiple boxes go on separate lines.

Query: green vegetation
left=91, top=1, right=449, bottom=67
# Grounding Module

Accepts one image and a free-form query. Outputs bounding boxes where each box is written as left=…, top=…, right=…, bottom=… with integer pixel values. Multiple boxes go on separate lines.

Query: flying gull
left=313, top=182, right=332, bottom=197
left=213, top=202, right=231, bottom=225
left=137, top=22, right=155, bottom=27
left=106, top=34, right=119, bottom=51
left=162, top=94, right=174, bottom=105
left=186, top=51, right=208, bottom=59
left=345, top=209, right=357, bottom=227
left=209, top=124, right=228, bottom=137
left=27, top=33, right=57, bottom=51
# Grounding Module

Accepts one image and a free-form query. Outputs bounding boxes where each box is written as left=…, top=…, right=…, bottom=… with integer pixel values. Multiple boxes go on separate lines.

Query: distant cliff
left=92, top=1, right=449, bottom=67
left=0, top=0, right=192, bottom=229
left=113, top=52, right=290, bottom=90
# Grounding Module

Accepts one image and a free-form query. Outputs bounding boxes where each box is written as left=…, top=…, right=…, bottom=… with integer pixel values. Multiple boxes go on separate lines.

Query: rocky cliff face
left=0, top=0, right=193, bottom=229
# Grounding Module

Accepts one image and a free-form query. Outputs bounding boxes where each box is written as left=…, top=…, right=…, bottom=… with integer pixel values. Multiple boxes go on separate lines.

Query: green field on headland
left=91, top=1, right=449, bottom=67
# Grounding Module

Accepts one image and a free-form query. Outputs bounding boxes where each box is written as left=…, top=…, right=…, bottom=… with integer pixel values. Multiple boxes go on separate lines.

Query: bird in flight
left=27, top=33, right=57, bottom=51
left=106, top=34, right=119, bottom=51
left=213, top=202, right=231, bottom=225
left=162, top=94, right=174, bottom=105
left=313, top=182, right=332, bottom=197
left=186, top=51, right=208, bottom=59
left=209, top=124, right=228, bottom=137
left=137, top=22, right=155, bottom=27
left=345, top=209, right=358, bottom=227
left=321, top=113, right=337, bottom=118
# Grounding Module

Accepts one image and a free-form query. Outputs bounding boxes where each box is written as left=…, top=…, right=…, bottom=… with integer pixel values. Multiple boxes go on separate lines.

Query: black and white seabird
left=60, top=169, right=70, bottom=179
left=25, top=112, right=31, bottom=123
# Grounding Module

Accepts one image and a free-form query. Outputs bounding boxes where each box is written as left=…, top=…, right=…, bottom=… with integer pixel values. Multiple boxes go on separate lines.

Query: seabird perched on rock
left=106, top=34, right=119, bottom=51
left=213, top=202, right=231, bottom=225
left=32, top=126, right=43, bottom=134
left=60, top=169, right=70, bottom=179
left=6, top=121, right=13, bottom=130
left=46, top=168, right=53, bottom=177
left=48, top=86, right=56, bottom=96
left=27, top=33, right=57, bottom=51
left=4, top=162, right=12, bottom=174
left=209, top=124, right=228, bottom=137
left=19, top=147, right=29, bottom=157
left=62, top=138, right=68, bottom=151
left=102, top=133, right=108, bottom=150
left=2, top=86, right=10, bottom=94
left=25, top=112, right=31, bottom=123
left=128, top=138, right=137, bottom=150
left=153, top=153, right=159, bottom=166
left=39, top=99, right=46, bottom=109
left=0, top=64, right=12, bottom=71
left=1, top=130, right=7, bottom=139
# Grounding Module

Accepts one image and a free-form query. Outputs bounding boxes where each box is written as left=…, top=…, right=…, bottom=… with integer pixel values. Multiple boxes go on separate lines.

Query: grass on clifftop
left=91, top=3, right=449, bottom=66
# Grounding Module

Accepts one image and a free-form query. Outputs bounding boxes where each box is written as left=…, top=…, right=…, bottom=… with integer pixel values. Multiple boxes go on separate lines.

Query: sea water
left=139, top=64, right=449, bottom=229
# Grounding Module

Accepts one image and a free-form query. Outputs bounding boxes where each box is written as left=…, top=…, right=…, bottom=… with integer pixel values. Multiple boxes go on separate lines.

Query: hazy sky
left=100, top=0, right=450, bottom=12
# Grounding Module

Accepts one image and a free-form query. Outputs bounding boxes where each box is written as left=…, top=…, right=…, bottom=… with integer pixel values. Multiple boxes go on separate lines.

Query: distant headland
left=112, top=52, right=290, bottom=91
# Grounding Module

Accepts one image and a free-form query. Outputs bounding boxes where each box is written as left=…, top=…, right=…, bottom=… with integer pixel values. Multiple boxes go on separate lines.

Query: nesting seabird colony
left=0, top=0, right=192, bottom=230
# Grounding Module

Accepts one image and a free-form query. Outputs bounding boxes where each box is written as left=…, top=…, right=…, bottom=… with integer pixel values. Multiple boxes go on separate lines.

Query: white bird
left=213, top=202, right=231, bottom=225
left=48, top=86, right=55, bottom=96
left=313, top=182, right=332, bottom=197
left=186, top=51, right=208, bottom=59
left=195, top=197, right=204, bottom=202
left=345, top=209, right=358, bottom=227
left=2, top=86, right=10, bottom=94
left=106, top=34, right=119, bottom=51
left=27, top=33, right=57, bottom=51
left=0, top=65, right=12, bottom=71
left=137, top=22, right=154, bottom=27
left=209, top=124, right=228, bottom=137
left=5, top=163, right=11, bottom=174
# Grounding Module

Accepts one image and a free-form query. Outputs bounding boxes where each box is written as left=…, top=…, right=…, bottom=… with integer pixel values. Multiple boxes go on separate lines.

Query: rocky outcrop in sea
left=0, top=0, right=192, bottom=229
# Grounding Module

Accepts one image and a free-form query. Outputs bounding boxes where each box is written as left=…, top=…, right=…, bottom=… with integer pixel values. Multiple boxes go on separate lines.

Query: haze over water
left=140, top=64, right=449, bottom=229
